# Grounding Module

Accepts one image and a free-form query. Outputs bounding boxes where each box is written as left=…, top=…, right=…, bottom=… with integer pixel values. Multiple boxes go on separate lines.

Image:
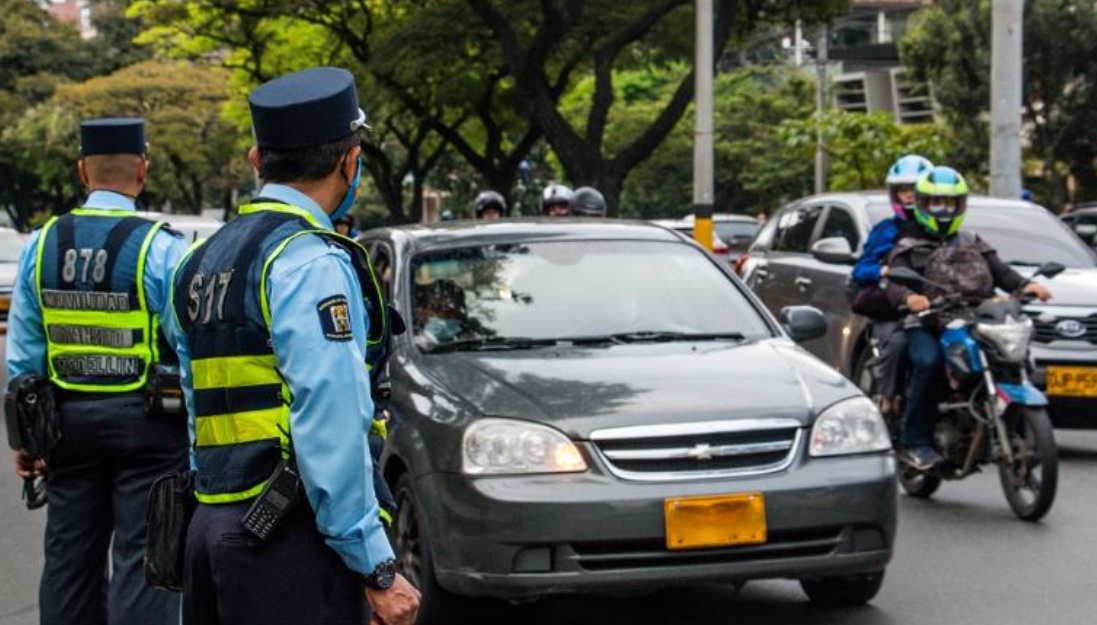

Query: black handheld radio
left=240, top=460, right=301, bottom=541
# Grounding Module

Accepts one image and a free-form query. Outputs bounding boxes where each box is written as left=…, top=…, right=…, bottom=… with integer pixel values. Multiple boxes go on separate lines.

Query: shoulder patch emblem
left=317, top=295, right=353, bottom=341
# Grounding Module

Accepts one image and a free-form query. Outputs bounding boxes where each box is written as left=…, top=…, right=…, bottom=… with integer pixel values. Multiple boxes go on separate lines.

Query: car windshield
left=0, top=230, right=25, bottom=263
left=715, top=221, right=759, bottom=245
left=409, top=240, right=772, bottom=348
left=867, top=202, right=1097, bottom=268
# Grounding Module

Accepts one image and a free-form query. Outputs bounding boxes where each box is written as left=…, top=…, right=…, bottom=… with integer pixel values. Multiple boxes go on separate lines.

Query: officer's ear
left=137, top=157, right=150, bottom=187
left=76, top=159, right=90, bottom=188
left=341, top=145, right=362, bottom=181
left=248, top=146, right=262, bottom=176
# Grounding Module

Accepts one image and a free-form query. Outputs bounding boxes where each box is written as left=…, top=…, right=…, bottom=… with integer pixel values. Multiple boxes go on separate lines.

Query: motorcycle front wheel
left=997, top=406, right=1058, bottom=522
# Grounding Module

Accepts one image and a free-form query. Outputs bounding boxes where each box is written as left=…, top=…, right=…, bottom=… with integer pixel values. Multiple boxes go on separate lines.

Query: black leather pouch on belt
left=4, top=373, right=61, bottom=458
left=144, top=470, right=196, bottom=592
left=145, top=364, right=185, bottom=417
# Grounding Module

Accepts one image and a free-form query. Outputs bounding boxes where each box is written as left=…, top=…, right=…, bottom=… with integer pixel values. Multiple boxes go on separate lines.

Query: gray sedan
left=360, top=219, right=896, bottom=623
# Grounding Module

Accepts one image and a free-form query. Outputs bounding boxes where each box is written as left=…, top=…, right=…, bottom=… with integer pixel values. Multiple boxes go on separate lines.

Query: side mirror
left=1035, top=262, right=1066, bottom=280
left=1075, top=223, right=1097, bottom=242
left=780, top=306, right=827, bottom=343
left=810, top=237, right=857, bottom=265
left=886, top=267, right=924, bottom=287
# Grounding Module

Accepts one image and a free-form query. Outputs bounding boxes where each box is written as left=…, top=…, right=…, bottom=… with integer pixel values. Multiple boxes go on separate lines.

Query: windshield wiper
left=560, top=331, right=747, bottom=344
left=423, top=336, right=558, bottom=353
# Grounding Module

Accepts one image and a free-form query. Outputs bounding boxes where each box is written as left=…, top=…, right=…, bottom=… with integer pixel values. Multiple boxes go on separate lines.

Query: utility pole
left=990, top=0, right=1023, bottom=198
left=693, top=0, right=714, bottom=251
left=814, top=24, right=829, bottom=195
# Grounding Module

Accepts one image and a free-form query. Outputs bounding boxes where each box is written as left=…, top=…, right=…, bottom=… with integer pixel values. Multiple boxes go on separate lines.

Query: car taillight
left=734, top=252, right=750, bottom=276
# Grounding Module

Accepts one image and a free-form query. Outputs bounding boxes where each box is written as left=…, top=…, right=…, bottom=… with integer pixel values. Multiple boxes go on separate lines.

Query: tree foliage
left=901, top=0, right=1097, bottom=206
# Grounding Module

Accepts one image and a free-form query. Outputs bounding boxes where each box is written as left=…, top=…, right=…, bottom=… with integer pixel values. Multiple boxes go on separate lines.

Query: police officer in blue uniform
left=7, top=118, right=189, bottom=625
left=166, top=67, right=419, bottom=625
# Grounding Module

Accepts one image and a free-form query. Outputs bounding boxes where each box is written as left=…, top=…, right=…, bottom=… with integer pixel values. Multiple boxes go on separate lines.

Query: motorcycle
left=861, top=263, right=1064, bottom=522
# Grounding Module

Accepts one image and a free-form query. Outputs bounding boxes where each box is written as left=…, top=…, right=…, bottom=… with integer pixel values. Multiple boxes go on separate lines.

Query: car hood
left=410, top=339, right=859, bottom=439
left=1022, top=267, right=1097, bottom=307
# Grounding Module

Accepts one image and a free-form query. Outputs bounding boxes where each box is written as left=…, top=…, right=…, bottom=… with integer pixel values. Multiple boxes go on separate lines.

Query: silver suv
left=741, top=192, right=1097, bottom=428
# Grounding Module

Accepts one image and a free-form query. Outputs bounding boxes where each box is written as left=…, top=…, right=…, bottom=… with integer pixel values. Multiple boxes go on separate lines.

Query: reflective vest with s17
left=172, top=202, right=388, bottom=505
left=35, top=208, right=167, bottom=393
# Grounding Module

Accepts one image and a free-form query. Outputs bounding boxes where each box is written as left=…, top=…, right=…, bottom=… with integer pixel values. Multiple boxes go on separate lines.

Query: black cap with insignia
left=248, top=67, right=370, bottom=151
left=80, top=118, right=147, bottom=156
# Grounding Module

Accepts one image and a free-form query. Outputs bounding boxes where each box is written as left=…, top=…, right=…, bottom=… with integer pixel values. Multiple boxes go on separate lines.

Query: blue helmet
left=886, top=155, right=934, bottom=218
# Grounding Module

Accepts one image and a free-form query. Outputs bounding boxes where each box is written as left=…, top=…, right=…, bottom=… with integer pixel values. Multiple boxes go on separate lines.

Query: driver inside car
left=414, top=279, right=468, bottom=344
left=884, top=166, right=1052, bottom=471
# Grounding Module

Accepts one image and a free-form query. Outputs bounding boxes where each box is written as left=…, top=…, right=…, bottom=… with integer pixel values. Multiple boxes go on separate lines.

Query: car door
left=750, top=203, right=825, bottom=316
left=793, top=203, right=863, bottom=367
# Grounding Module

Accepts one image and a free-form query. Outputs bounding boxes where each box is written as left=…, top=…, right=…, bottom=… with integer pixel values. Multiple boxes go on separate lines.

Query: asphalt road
left=3, top=431, right=1097, bottom=625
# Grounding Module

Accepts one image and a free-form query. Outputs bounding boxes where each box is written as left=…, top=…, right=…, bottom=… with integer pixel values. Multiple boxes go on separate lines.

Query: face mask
left=332, top=155, right=362, bottom=222
left=424, top=317, right=462, bottom=342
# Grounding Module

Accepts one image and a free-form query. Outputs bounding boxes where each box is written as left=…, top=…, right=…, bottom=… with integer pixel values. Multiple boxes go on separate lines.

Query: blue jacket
left=852, top=216, right=901, bottom=286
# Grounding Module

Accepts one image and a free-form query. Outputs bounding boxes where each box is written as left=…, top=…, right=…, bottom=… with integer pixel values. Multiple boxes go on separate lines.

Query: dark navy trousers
left=183, top=500, right=368, bottom=625
left=41, top=393, right=187, bottom=625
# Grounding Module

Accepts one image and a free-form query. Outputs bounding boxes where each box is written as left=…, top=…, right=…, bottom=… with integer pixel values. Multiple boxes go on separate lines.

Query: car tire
left=391, top=473, right=470, bottom=624
left=800, top=570, right=885, bottom=607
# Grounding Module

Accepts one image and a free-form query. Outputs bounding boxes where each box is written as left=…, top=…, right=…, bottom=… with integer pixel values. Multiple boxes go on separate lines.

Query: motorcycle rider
left=541, top=183, right=574, bottom=217
left=569, top=186, right=607, bottom=217
left=475, top=190, right=507, bottom=220
left=885, top=166, right=1052, bottom=470
left=851, top=155, right=934, bottom=419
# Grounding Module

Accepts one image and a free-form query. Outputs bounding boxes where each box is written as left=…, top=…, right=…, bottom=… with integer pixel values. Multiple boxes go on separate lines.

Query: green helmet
left=914, top=166, right=969, bottom=236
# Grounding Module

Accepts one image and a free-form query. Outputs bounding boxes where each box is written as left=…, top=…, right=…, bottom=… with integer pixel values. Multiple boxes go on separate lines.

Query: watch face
left=372, top=560, right=397, bottom=589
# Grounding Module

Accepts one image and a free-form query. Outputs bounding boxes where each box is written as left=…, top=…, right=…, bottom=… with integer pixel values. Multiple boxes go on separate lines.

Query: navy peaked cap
left=248, top=67, right=369, bottom=150
left=80, top=118, right=147, bottom=156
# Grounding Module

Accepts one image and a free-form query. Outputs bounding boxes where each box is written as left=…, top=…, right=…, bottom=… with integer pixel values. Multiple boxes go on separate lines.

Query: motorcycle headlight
left=462, top=418, right=588, bottom=475
left=810, top=397, right=892, bottom=457
left=975, top=315, right=1033, bottom=363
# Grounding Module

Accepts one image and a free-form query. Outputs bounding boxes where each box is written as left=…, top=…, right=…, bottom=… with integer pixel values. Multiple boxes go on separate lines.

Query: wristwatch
left=364, top=560, right=397, bottom=590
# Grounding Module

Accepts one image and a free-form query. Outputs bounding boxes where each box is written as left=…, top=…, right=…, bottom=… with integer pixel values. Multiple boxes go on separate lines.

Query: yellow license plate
left=1047, top=366, right=1097, bottom=398
left=665, top=493, right=766, bottom=551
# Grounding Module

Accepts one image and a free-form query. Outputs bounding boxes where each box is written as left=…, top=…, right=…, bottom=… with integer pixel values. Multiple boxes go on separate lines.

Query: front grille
left=1028, top=313, right=1097, bottom=344
left=590, top=418, right=802, bottom=481
left=570, top=527, right=842, bottom=571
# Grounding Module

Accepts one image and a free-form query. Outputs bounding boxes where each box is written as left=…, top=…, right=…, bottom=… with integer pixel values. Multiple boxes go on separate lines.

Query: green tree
left=901, top=0, right=1097, bottom=206
left=5, top=61, right=249, bottom=216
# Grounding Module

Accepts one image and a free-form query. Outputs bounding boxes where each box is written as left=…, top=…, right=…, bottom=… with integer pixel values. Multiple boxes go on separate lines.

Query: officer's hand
left=1023, top=283, right=1052, bottom=302
left=13, top=451, right=45, bottom=479
left=366, top=573, right=420, bottom=625
left=906, top=294, right=931, bottom=313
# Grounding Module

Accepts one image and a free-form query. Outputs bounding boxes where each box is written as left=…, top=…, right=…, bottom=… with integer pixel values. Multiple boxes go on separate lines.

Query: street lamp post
left=693, top=0, right=714, bottom=251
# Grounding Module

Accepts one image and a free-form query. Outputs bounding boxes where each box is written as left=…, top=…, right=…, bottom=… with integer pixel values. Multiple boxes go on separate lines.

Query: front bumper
left=1029, top=342, right=1097, bottom=429
left=413, top=448, right=896, bottom=599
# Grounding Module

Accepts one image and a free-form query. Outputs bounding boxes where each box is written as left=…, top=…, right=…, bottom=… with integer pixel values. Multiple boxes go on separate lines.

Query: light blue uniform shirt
left=165, top=184, right=394, bottom=575
left=6, top=190, right=188, bottom=379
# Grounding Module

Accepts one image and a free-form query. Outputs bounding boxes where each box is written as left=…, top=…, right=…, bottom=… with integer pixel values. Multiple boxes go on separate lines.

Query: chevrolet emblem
left=687, top=443, right=715, bottom=461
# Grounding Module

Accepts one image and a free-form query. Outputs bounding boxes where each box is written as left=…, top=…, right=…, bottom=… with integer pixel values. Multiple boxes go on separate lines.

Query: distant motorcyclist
left=474, top=190, right=507, bottom=220
left=569, top=186, right=607, bottom=217
left=885, top=166, right=1051, bottom=470
left=541, top=183, right=574, bottom=217
left=850, top=155, right=933, bottom=419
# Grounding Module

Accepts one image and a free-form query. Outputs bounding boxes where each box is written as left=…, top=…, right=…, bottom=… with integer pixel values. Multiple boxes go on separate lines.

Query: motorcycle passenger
left=475, top=190, right=507, bottom=220
left=885, top=166, right=1052, bottom=470
left=541, top=183, right=574, bottom=217
left=569, top=186, right=607, bottom=217
left=851, top=155, right=933, bottom=418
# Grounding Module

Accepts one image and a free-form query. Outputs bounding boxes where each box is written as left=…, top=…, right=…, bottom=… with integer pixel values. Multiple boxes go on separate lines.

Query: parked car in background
left=741, top=192, right=1097, bottom=429
left=139, top=211, right=224, bottom=242
left=359, top=220, right=895, bottom=622
left=1062, top=205, right=1097, bottom=249
left=650, top=218, right=730, bottom=259
left=684, top=213, right=761, bottom=261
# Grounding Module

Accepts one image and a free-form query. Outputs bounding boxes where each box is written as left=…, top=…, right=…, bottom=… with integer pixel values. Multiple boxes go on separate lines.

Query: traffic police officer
left=166, top=67, right=419, bottom=624
left=7, top=118, right=189, bottom=624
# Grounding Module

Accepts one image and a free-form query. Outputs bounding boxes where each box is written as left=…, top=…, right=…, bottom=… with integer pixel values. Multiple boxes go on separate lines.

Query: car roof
left=138, top=211, right=223, bottom=224
left=381, top=218, right=685, bottom=250
left=784, top=190, right=1045, bottom=212
left=683, top=213, right=757, bottom=223
left=1066, top=206, right=1097, bottom=217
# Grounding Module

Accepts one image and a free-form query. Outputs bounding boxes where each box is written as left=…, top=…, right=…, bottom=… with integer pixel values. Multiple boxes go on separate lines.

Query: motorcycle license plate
left=1046, top=366, right=1097, bottom=398
left=664, top=493, right=766, bottom=550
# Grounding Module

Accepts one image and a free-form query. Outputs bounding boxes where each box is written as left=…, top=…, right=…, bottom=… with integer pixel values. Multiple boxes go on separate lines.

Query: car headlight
left=462, top=418, right=588, bottom=475
left=974, top=316, right=1033, bottom=363
left=809, top=397, right=891, bottom=457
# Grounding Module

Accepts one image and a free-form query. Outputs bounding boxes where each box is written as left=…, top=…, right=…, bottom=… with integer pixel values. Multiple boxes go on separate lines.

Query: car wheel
left=392, top=473, right=469, bottom=624
left=800, top=570, right=885, bottom=607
